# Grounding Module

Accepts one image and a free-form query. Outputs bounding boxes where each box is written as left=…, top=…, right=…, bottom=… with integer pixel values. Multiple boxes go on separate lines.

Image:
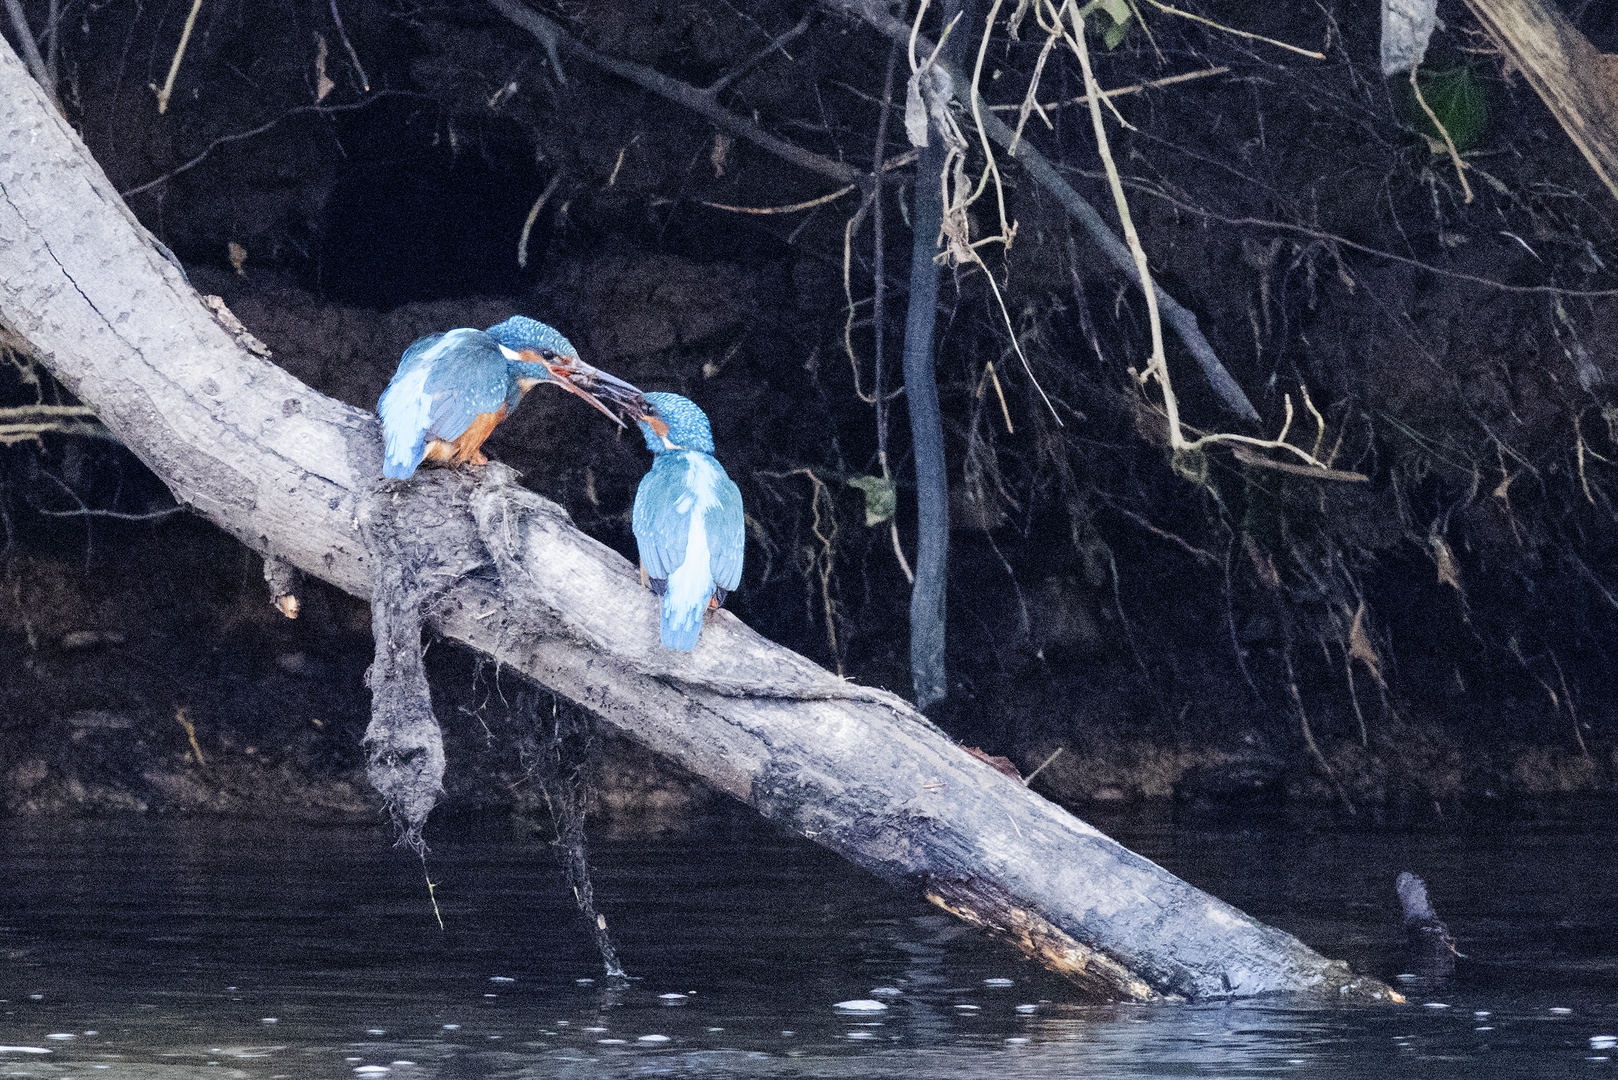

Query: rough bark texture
left=0, top=38, right=1397, bottom=1004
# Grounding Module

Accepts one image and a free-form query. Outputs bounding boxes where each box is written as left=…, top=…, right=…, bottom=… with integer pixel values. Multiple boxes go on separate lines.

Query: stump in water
left=1396, top=871, right=1459, bottom=978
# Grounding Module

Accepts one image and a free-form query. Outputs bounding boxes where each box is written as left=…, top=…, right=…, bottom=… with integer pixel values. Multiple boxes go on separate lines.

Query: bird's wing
left=420, top=330, right=509, bottom=441
left=632, top=457, right=691, bottom=583
left=378, top=333, right=445, bottom=477
left=707, top=463, right=745, bottom=591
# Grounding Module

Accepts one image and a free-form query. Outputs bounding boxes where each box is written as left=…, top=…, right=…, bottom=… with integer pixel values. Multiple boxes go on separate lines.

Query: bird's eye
left=538, top=349, right=558, bottom=362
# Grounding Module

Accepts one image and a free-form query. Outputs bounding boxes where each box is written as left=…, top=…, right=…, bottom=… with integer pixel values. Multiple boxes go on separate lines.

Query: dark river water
left=3, top=800, right=1617, bottom=1078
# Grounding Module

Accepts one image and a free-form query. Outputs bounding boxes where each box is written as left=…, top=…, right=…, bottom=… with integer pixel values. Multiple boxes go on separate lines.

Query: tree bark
left=0, top=38, right=1395, bottom=1004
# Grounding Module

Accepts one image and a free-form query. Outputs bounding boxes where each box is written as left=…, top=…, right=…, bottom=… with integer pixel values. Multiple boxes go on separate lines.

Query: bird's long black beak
left=547, top=358, right=644, bottom=428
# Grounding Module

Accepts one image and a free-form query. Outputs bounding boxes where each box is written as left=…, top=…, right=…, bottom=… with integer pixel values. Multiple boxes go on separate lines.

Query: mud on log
left=0, top=37, right=1395, bottom=1004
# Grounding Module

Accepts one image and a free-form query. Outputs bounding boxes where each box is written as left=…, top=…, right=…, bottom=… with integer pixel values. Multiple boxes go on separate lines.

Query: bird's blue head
left=486, top=316, right=578, bottom=361
left=638, top=392, right=715, bottom=456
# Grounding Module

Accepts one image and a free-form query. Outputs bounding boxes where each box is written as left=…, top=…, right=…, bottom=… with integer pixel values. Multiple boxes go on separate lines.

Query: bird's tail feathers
left=660, top=598, right=703, bottom=651
left=382, top=433, right=426, bottom=480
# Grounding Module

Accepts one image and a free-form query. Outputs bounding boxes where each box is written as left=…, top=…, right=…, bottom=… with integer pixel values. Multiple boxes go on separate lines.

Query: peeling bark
left=0, top=37, right=1396, bottom=1004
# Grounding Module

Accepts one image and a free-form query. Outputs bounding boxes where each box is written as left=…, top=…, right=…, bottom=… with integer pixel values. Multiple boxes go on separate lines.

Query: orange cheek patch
left=646, top=416, right=670, bottom=438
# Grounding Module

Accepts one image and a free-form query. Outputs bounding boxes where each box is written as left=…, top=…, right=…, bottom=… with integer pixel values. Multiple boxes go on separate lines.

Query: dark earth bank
left=5, top=0, right=1618, bottom=829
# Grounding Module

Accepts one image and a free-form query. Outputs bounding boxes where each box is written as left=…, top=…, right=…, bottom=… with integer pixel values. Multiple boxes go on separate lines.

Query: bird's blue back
left=632, top=393, right=743, bottom=649
left=377, top=316, right=587, bottom=480
left=378, top=328, right=511, bottom=479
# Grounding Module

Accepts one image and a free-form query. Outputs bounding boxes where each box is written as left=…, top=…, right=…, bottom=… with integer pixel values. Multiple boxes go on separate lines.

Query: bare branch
left=830, top=0, right=1260, bottom=420
left=120, top=93, right=414, bottom=198
left=707, top=11, right=814, bottom=94
left=152, top=0, right=204, bottom=115
left=3, top=0, right=57, bottom=111
left=487, top=0, right=868, bottom=189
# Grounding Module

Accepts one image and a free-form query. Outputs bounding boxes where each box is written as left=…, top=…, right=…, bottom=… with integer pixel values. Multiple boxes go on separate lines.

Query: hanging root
left=531, top=695, right=627, bottom=979
left=360, top=485, right=462, bottom=852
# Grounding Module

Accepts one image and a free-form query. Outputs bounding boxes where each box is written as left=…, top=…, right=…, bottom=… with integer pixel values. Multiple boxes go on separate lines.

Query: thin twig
left=1106, top=502, right=1220, bottom=564
left=488, top=0, right=867, bottom=188
left=30, top=469, right=183, bottom=518
left=1137, top=0, right=1325, bottom=59
left=1022, top=746, right=1065, bottom=786
left=1008, top=27, right=1059, bottom=150
left=1062, top=0, right=1174, bottom=440
left=4, top=0, right=58, bottom=111
left=0, top=423, right=113, bottom=444
left=153, top=0, right=205, bottom=115
left=329, top=0, right=370, bottom=92
left=1230, top=445, right=1368, bottom=482
left=1114, top=178, right=1618, bottom=297
left=1408, top=64, right=1473, bottom=203
left=121, top=93, right=409, bottom=197
left=707, top=11, right=813, bottom=94
left=987, top=65, right=1229, bottom=112
left=872, top=43, right=911, bottom=586
left=518, top=170, right=565, bottom=268
left=1287, top=651, right=1355, bottom=815
left=700, top=185, right=857, bottom=214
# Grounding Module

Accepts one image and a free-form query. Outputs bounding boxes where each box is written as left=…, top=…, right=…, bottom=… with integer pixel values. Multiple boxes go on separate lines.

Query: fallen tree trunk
left=0, top=39, right=1395, bottom=1004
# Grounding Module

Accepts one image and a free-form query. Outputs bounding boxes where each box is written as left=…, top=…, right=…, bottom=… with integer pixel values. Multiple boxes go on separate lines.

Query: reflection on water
left=2, top=802, right=1617, bottom=1078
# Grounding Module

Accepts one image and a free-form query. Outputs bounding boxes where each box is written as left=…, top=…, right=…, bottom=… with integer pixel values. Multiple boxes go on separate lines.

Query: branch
left=120, top=93, right=413, bottom=198
left=487, top=0, right=867, bottom=189
left=829, top=0, right=1259, bottom=421
left=707, top=11, right=814, bottom=95
left=3, top=0, right=57, bottom=111
left=900, top=1, right=955, bottom=710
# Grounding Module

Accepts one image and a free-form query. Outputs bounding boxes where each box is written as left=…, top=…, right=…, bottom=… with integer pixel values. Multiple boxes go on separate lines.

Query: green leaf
left=846, top=474, right=896, bottom=527
left=1097, top=0, right=1132, bottom=26
left=1103, top=18, right=1130, bottom=49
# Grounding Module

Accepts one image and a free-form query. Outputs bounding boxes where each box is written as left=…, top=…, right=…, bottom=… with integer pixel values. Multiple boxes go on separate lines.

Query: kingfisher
left=632, top=393, right=744, bottom=650
left=377, top=315, right=643, bottom=480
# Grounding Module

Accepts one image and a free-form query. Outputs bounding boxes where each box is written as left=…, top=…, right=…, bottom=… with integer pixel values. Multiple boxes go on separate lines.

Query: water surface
left=3, top=803, right=1616, bottom=1077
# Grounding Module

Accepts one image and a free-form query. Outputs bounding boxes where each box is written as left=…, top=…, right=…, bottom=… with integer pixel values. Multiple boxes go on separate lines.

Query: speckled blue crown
left=486, top=316, right=576, bottom=358
left=640, top=392, right=715, bottom=455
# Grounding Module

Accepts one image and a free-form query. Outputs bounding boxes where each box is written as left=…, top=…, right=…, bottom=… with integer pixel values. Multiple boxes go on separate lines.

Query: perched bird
left=632, top=393, right=744, bottom=650
left=378, top=316, right=642, bottom=480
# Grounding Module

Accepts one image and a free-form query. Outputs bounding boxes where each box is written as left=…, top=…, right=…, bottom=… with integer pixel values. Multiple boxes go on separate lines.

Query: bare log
left=0, top=36, right=1395, bottom=1004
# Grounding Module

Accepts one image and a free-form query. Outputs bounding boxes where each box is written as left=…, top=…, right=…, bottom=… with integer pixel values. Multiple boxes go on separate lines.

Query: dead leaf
left=1430, top=532, right=1462, bottom=590
left=962, top=745, right=1022, bottom=781
left=315, top=35, right=335, bottom=103
left=1347, top=600, right=1384, bottom=684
